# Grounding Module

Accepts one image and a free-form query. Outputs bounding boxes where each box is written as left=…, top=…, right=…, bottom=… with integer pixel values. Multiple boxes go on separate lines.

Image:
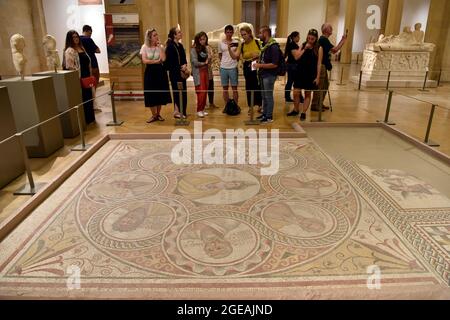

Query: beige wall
left=287, top=0, right=327, bottom=40
left=195, top=0, right=233, bottom=33
left=0, top=0, right=47, bottom=77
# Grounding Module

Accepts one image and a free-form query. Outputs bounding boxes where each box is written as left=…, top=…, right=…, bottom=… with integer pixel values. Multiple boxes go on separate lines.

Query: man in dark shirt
left=255, top=26, right=280, bottom=123
left=80, top=25, right=101, bottom=110
left=311, top=23, right=346, bottom=111
left=80, top=25, right=101, bottom=87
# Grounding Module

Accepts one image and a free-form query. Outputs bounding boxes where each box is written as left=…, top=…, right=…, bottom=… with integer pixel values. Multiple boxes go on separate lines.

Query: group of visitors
left=61, top=22, right=346, bottom=126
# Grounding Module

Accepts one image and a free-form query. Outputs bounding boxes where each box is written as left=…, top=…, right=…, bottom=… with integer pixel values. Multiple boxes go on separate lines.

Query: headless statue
left=43, top=35, right=61, bottom=72
left=10, top=34, right=27, bottom=80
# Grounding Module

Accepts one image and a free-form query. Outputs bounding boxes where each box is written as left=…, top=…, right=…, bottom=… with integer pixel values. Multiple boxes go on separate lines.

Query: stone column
left=325, top=0, right=340, bottom=45
left=179, top=0, right=192, bottom=60
left=425, top=0, right=450, bottom=80
left=263, top=0, right=270, bottom=26
left=276, top=0, right=289, bottom=37
left=233, top=0, right=242, bottom=25
left=384, top=0, right=404, bottom=36
left=340, top=0, right=357, bottom=64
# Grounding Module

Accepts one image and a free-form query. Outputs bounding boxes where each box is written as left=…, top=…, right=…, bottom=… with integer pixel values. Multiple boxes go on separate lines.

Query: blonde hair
left=240, top=25, right=253, bottom=39
left=144, top=28, right=157, bottom=47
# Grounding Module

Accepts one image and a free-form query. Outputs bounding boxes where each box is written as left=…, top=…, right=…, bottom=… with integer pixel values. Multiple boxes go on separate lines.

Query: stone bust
left=10, top=34, right=27, bottom=80
left=413, top=23, right=425, bottom=44
left=43, top=35, right=61, bottom=72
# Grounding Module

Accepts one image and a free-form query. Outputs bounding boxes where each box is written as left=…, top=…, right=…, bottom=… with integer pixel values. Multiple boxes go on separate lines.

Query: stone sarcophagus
left=352, top=25, right=437, bottom=88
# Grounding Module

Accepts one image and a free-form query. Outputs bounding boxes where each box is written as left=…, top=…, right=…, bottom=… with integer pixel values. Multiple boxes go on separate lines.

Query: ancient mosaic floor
left=0, top=138, right=449, bottom=299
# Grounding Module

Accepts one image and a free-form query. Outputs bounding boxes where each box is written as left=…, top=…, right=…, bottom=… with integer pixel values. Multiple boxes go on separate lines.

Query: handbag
left=80, top=49, right=97, bottom=89
left=80, top=75, right=97, bottom=89
left=175, top=43, right=191, bottom=79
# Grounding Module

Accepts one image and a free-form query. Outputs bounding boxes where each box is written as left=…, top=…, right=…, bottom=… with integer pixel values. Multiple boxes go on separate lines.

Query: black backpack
left=261, top=42, right=287, bottom=77
left=274, top=43, right=287, bottom=76
left=223, top=99, right=241, bottom=116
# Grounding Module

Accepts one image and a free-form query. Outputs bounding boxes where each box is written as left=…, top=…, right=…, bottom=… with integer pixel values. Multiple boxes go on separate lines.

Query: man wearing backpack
left=254, top=26, right=281, bottom=124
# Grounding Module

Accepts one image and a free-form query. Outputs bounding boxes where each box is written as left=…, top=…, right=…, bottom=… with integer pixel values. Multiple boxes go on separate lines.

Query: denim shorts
left=220, top=67, right=239, bottom=87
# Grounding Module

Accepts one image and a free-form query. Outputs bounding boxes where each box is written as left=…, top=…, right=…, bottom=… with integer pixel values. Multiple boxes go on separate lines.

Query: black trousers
left=243, top=61, right=262, bottom=107
left=169, top=73, right=188, bottom=116
left=208, top=78, right=215, bottom=105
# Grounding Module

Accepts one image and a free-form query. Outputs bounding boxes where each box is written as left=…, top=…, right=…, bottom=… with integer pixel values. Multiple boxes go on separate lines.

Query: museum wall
left=0, top=0, right=47, bottom=77
left=287, top=0, right=327, bottom=40
left=42, top=0, right=109, bottom=74
left=104, top=0, right=167, bottom=42
left=400, top=0, right=431, bottom=33
left=194, top=0, right=234, bottom=34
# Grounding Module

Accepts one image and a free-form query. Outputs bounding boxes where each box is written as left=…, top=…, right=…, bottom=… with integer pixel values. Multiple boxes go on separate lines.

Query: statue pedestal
left=0, top=76, right=64, bottom=158
left=0, top=86, right=24, bottom=188
left=32, top=70, right=85, bottom=138
left=351, top=49, right=437, bottom=88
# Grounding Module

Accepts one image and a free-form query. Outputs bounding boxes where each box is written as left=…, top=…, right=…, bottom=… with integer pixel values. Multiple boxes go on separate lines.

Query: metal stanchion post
left=72, top=105, right=91, bottom=151
left=385, top=71, right=391, bottom=91
left=377, top=90, right=396, bottom=125
left=175, top=82, right=189, bottom=126
left=424, top=104, right=440, bottom=147
left=358, top=70, right=363, bottom=91
left=419, top=71, right=429, bottom=92
left=337, top=67, right=345, bottom=86
left=312, top=90, right=325, bottom=122
left=327, top=90, right=333, bottom=112
left=107, top=88, right=124, bottom=126
left=245, top=90, right=260, bottom=126
left=437, top=69, right=442, bottom=87
left=14, top=133, right=45, bottom=195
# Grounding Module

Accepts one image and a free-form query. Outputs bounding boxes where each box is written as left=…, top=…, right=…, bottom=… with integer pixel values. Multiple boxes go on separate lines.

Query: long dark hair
left=166, top=27, right=178, bottom=46
left=64, top=30, right=83, bottom=52
left=193, top=31, right=208, bottom=54
left=285, top=31, right=299, bottom=57
left=63, top=30, right=85, bottom=69
left=302, top=29, right=319, bottom=56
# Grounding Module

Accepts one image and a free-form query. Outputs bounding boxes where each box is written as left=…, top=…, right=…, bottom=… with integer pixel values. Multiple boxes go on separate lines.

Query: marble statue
left=43, top=35, right=61, bottom=72
left=413, top=23, right=425, bottom=44
left=10, top=34, right=27, bottom=80
left=368, top=24, right=435, bottom=52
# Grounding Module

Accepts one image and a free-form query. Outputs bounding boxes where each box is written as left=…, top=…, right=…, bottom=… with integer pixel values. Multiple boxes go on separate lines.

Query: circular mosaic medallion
left=85, top=173, right=167, bottom=204
left=175, top=168, right=260, bottom=205
left=86, top=199, right=186, bottom=250
left=262, top=202, right=336, bottom=239
left=178, top=217, right=259, bottom=265
left=270, top=170, right=352, bottom=202
left=164, top=213, right=272, bottom=276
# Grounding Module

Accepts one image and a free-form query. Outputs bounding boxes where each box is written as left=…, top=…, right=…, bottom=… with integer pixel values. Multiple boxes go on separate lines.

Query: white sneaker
left=197, top=111, right=205, bottom=118
left=203, top=111, right=209, bottom=116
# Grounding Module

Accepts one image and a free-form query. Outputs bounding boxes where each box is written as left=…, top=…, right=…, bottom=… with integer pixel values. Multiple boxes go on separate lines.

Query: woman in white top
left=63, top=30, right=95, bottom=125
left=140, top=28, right=172, bottom=123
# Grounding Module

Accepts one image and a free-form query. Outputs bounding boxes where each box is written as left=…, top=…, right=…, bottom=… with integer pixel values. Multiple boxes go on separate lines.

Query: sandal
left=174, top=113, right=182, bottom=119
left=157, top=115, right=165, bottom=121
left=146, top=116, right=158, bottom=124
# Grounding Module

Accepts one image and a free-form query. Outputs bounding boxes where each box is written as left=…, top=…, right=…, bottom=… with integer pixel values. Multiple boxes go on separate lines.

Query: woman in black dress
left=165, top=27, right=188, bottom=119
left=292, top=29, right=323, bottom=121
left=140, top=28, right=172, bottom=123
left=63, top=30, right=95, bottom=125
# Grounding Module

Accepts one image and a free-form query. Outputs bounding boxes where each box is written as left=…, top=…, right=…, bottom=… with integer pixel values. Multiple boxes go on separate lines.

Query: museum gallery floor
left=0, top=137, right=449, bottom=299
